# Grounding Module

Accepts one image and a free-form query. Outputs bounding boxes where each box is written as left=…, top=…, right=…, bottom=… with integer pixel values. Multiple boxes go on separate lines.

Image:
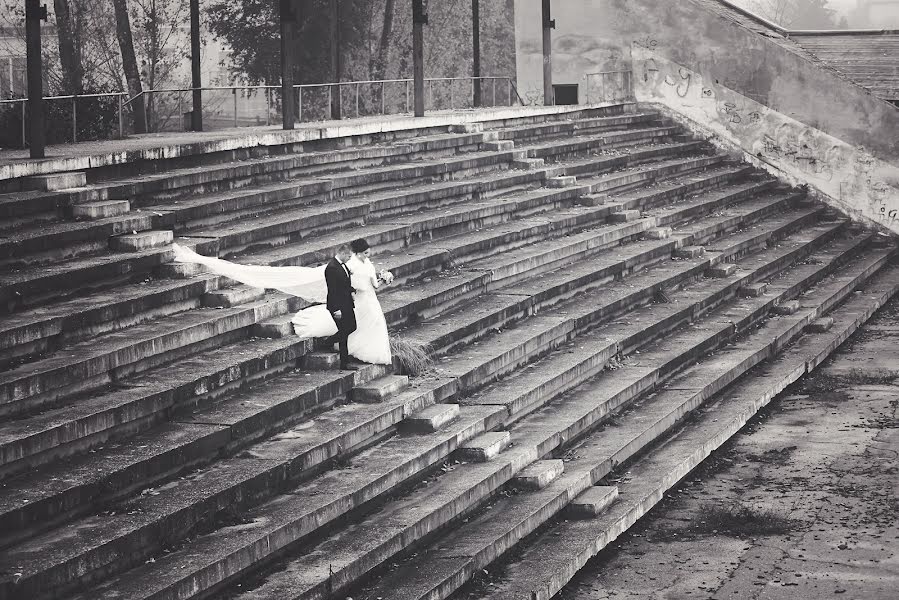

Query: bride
left=171, top=239, right=392, bottom=365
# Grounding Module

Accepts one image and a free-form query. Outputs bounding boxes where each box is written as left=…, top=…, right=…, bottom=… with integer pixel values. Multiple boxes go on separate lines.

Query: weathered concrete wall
left=635, top=50, right=899, bottom=235
left=514, top=0, right=899, bottom=162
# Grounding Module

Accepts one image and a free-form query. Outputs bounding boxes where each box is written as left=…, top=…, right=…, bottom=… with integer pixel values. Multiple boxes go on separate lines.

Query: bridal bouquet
left=377, top=269, right=395, bottom=284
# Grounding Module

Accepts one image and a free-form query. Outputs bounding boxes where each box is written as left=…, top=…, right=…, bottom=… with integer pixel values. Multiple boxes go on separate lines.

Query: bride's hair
left=350, top=238, right=370, bottom=253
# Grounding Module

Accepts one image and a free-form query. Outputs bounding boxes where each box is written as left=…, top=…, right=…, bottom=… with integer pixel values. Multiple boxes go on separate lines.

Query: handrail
left=3, top=75, right=520, bottom=147
left=0, top=91, right=126, bottom=104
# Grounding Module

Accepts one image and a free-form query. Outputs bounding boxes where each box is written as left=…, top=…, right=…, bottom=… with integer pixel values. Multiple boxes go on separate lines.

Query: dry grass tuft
left=390, top=336, right=434, bottom=377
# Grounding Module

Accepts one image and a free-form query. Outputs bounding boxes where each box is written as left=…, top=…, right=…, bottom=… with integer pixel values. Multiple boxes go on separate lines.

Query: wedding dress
left=171, top=244, right=392, bottom=365
left=345, top=254, right=392, bottom=365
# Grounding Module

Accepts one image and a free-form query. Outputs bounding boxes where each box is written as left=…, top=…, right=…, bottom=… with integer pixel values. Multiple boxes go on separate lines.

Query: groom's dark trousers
left=325, top=257, right=357, bottom=368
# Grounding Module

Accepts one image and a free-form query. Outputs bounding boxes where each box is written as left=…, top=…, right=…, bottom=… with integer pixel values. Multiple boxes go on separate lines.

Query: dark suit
left=325, top=257, right=357, bottom=367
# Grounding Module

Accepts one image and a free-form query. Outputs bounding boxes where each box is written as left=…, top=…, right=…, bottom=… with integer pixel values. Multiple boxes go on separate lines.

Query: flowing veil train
left=171, top=244, right=391, bottom=363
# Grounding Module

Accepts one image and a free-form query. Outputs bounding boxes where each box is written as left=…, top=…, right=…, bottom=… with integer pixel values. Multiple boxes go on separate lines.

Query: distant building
left=0, top=26, right=32, bottom=97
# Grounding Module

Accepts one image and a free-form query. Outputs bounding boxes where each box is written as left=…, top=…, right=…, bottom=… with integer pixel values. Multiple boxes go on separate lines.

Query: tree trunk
left=373, top=0, right=396, bottom=80
left=111, top=0, right=147, bottom=133
left=53, top=0, right=83, bottom=94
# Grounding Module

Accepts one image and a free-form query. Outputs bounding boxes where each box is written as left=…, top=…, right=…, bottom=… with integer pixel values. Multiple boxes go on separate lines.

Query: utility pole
left=189, top=0, right=202, bottom=131
left=25, top=0, right=47, bottom=158
left=412, top=0, right=427, bottom=117
left=330, top=0, right=342, bottom=120
left=280, top=0, right=296, bottom=129
left=542, top=0, right=554, bottom=106
left=472, top=0, right=481, bottom=107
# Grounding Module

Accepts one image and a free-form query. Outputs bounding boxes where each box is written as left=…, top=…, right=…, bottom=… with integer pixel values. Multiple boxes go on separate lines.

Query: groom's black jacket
left=325, top=258, right=354, bottom=314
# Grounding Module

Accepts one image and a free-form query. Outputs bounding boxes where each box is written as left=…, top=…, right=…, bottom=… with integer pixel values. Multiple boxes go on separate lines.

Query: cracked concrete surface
left=559, top=299, right=899, bottom=600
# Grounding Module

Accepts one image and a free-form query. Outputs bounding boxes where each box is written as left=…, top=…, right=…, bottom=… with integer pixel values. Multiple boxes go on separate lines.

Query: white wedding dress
left=344, top=255, right=392, bottom=365
left=171, top=244, right=392, bottom=365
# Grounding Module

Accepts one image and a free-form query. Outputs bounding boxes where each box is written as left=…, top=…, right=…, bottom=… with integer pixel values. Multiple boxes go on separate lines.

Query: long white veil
left=172, top=243, right=328, bottom=303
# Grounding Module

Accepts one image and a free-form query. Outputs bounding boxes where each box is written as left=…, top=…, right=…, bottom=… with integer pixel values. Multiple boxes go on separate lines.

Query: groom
left=325, top=244, right=357, bottom=371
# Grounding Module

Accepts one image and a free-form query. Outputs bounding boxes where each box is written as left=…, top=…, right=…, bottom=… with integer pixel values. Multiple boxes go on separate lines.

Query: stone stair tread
left=495, top=112, right=659, bottom=139
left=0, top=212, right=152, bottom=254
left=10, top=404, right=503, bottom=600
left=10, top=220, right=872, bottom=600
left=101, top=140, right=422, bottom=196
left=463, top=179, right=778, bottom=283
left=209, top=147, right=730, bottom=270
left=0, top=189, right=67, bottom=218
left=518, top=124, right=680, bottom=153
left=10, top=198, right=828, bottom=540
left=561, top=140, right=706, bottom=170
left=0, top=274, right=219, bottom=351
left=3, top=107, right=887, bottom=600
left=144, top=177, right=334, bottom=216
left=0, top=336, right=308, bottom=467
left=0, top=294, right=292, bottom=409
left=463, top=264, right=899, bottom=600
left=228, top=239, right=886, bottom=600
left=608, top=164, right=760, bottom=202
left=0, top=373, right=449, bottom=546
left=378, top=270, right=491, bottom=322
left=151, top=125, right=668, bottom=229
left=0, top=245, right=173, bottom=289
left=72, top=405, right=512, bottom=600
left=185, top=150, right=606, bottom=244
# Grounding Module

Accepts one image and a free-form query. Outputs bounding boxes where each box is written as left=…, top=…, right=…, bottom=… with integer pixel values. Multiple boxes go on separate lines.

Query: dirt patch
left=690, top=502, right=799, bottom=537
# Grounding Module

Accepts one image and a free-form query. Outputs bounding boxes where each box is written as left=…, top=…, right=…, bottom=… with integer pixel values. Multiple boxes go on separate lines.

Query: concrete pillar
left=279, top=0, right=296, bottom=129
left=25, top=0, right=47, bottom=158
left=413, top=0, right=427, bottom=117
left=472, top=0, right=481, bottom=107
left=189, top=0, right=202, bottom=131
left=542, top=0, right=554, bottom=106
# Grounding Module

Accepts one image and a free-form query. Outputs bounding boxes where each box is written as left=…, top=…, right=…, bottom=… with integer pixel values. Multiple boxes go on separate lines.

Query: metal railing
left=1, top=91, right=127, bottom=146
left=2, top=75, right=522, bottom=147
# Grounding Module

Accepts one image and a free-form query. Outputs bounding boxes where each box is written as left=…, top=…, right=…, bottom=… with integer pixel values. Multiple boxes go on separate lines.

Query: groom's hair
left=336, top=244, right=352, bottom=255
left=350, top=238, right=370, bottom=253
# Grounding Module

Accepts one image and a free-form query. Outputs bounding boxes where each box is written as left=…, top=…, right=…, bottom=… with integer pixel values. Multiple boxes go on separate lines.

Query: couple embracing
left=172, top=238, right=393, bottom=370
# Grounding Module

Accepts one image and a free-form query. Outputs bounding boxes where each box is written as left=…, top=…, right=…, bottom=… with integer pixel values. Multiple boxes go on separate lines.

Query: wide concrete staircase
left=0, top=104, right=895, bottom=600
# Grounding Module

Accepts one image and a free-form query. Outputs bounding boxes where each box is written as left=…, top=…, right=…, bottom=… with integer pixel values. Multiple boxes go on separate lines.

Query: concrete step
left=215, top=240, right=893, bottom=600
left=0, top=360, right=393, bottom=548
left=0, top=335, right=308, bottom=478
left=559, top=141, right=708, bottom=178
left=494, top=112, right=661, bottom=142
left=2, top=180, right=704, bottom=472
left=179, top=143, right=709, bottom=258
left=525, top=125, right=683, bottom=160
left=351, top=374, right=410, bottom=403
left=0, top=274, right=221, bottom=367
left=225, top=150, right=724, bottom=277
left=0, top=189, right=69, bottom=220
left=0, top=245, right=177, bottom=315
left=71, top=200, right=130, bottom=220
left=25, top=172, right=87, bottom=192
left=400, top=202, right=824, bottom=361
left=328, top=248, right=897, bottom=600
left=0, top=295, right=295, bottom=417
left=0, top=211, right=854, bottom=599
left=452, top=263, right=899, bottom=600
left=0, top=213, right=155, bottom=269
left=98, top=131, right=495, bottom=209
left=138, top=119, right=676, bottom=231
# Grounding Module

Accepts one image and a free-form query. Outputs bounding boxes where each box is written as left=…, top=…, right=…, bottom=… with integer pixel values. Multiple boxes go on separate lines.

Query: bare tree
left=373, top=0, right=395, bottom=80
left=53, top=0, right=84, bottom=93
left=111, top=0, right=147, bottom=132
left=746, top=0, right=838, bottom=29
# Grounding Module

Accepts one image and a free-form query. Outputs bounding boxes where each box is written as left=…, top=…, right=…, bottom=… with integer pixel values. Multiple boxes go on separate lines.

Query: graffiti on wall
left=632, top=48, right=899, bottom=233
